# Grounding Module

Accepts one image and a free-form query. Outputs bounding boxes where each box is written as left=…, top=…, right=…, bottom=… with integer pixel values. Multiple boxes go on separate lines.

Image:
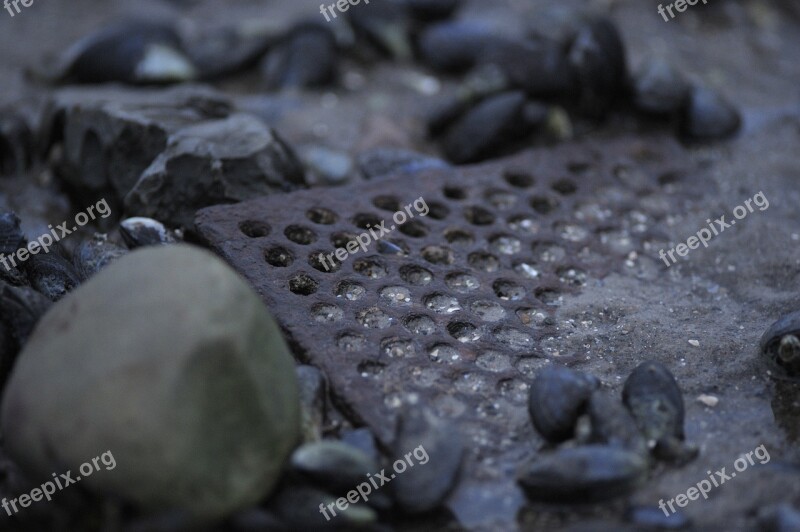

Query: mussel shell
left=528, top=365, right=599, bottom=443
left=185, top=24, right=279, bottom=80
left=442, top=91, right=533, bottom=164
left=479, top=37, right=574, bottom=98
left=347, top=0, right=413, bottom=60
left=417, top=21, right=494, bottom=73
left=760, top=310, right=800, bottom=377
left=0, top=113, right=34, bottom=176
left=567, top=16, right=627, bottom=118
left=632, top=58, right=691, bottom=116
left=0, top=283, right=52, bottom=346
left=73, top=236, right=128, bottom=281
left=518, top=444, right=647, bottom=503
left=120, top=217, right=176, bottom=249
left=290, top=440, right=379, bottom=494
left=25, top=252, right=81, bottom=301
left=403, top=0, right=462, bottom=22
left=588, top=390, right=648, bottom=457
left=54, top=21, right=196, bottom=84
left=0, top=212, right=26, bottom=256
left=622, top=361, right=685, bottom=443
left=262, top=23, right=337, bottom=90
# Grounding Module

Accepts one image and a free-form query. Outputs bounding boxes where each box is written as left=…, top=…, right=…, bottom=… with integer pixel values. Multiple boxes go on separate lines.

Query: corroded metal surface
left=194, top=135, right=706, bottom=498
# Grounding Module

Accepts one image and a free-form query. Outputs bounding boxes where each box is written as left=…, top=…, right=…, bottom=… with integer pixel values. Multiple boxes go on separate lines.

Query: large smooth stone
left=1, top=245, right=300, bottom=521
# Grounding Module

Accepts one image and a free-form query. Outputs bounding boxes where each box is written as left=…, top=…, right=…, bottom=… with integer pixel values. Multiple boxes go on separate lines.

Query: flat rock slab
left=194, top=136, right=711, bottom=521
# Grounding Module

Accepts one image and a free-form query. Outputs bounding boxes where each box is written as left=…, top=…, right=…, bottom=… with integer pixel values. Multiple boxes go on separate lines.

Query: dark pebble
left=56, top=20, right=196, bottom=84
left=390, top=408, right=463, bottom=513
left=0, top=283, right=52, bottom=346
left=402, top=0, right=462, bottom=22
left=25, top=251, right=81, bottom=301
left=760, top=309, right=800, bottom=377
left=417, top=21, right=494, bottom=73
left=568, top=16, right=628, bottom=118
left=680, top=86, right=741, bottom=141
left=633, top=59, right=691, bottom=115
left=347, top=0, right=413, bottom=60
left=228, top=508, right=288, bottom=531
left=442, top=91, right=532, bottom=164
left=588, top=390, right=648, bottom=457
left=518, top=444, right=647, bottom=503
left=0, top=112, right=34, bottom=176
left=479, top=37, right=574, bottom=98
left=626, top=505, right=691, bottom=530
left=759, top=503, right=800, bottom=532
left=262, top=23, right=337, bottom=90
left=622, top=360, right=685, bottom=443
left=528, top=365, right=599, bottom=444
left=357, top=147, right=449, bottom=179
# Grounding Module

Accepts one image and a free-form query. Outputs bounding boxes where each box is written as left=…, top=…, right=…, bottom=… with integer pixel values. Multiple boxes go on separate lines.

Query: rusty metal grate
left=194, top=136, right=702, bottom=483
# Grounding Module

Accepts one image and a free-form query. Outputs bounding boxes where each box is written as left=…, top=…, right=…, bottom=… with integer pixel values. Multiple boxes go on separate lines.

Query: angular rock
left=124, top=113, right=307, bottom=227
left=45, top=86, right=233, bottom=201
left=1, top=245, right=300, bottom=520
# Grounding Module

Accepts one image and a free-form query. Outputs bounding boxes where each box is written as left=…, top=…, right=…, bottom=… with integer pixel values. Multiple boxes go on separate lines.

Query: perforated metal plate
left=194, top=136, right=701, bottom=486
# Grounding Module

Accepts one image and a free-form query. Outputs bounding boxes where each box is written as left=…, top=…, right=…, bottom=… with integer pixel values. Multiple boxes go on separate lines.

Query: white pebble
left=697, top=394, right=719, bottom=407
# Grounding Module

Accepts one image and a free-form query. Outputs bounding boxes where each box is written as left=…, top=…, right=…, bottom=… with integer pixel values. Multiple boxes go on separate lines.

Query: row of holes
left=241, top=196, right=568, bottom=243
left=266, top=242, right=571, bottom=273
left=265, top=232, right=551, bottom=258
left=285, top=263, right=562, bottom=301
left=238, top=176, right=580, bottom=240
left=334, top=320, right=537, bottom=350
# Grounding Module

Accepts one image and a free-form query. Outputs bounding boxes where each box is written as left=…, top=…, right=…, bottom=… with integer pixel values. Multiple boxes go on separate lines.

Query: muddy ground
left=1, top=0, right=800, bottom=531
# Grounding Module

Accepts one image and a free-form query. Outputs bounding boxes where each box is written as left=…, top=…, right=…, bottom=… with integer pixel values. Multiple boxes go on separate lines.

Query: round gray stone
left=1, top=244, right=300, bottom=521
